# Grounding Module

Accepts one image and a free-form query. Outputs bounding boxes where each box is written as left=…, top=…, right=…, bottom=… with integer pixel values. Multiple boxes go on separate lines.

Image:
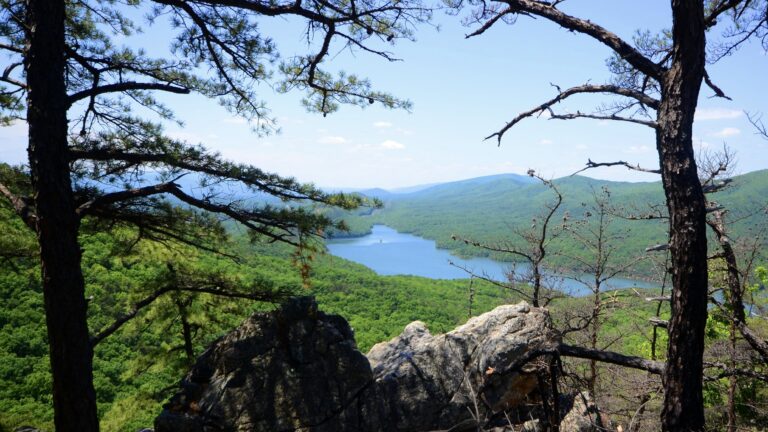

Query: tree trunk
left=657, top=2, right=708, bottom=431
left=588, top=282, right=601, bottom=397
left=177, top=298, right=195, bottom=365
left=532, top=263, right=541, bottom=307
left=25, top=0, right=99, bottom=430
left=727, top=322, right=737, bottom=432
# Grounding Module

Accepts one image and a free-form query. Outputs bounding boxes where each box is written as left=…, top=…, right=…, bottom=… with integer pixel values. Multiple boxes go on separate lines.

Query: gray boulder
left=155, top=297, right=559, bottom=432
left=559, top=392, right=604, bottom=432
left=366, top=302, right=559, bottom=430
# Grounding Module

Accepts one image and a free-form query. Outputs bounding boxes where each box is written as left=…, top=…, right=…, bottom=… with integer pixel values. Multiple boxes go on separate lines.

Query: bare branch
left=704, top=362, right=768, bottom=382
left=705, top=0, right=749, bottom=28
left=703, top=69, right=732, bottom=100
left=645, top=295, right=671, bottom=302
left=571, top=159, right=661, bottom=176
left=649, top=317, right=669, bottom=329
left=0, top=43, right=23, bottom=54
left=465, top=7, right=513, bottom=38
left=0, top=182, right=36, bottom=229
left=549, top=111, right=658, bottom=129
left=747, top=111, right=768, bottom=140
left=2, top=61, right=24, bottom=85
left=486, top=84, right=660, bottom=143
left=0, top=75, right=27, bottom=90
left=702, top=178, right=733, bottom=193
left=645, top=243, right=670, bottom=252
left=448, top=260, right=535, bottom=301
left=491, top=1, right=662, bottom=79
left=710, top=291, right=768, bottom=364
left=559, top=343, right=664, bottom=374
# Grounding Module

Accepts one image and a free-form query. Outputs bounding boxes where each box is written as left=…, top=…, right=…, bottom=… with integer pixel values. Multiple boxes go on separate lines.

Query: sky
left=1, top=0, right=767, bottom=189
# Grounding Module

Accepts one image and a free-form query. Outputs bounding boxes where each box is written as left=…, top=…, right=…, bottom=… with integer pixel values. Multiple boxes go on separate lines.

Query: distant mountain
left=340, top=169, right=768, bottom=277
left=393, top=173, right=538, bottom=199
left=331, top=173, right=538, bottom=200
left=388, top=182, right=441, bottom=194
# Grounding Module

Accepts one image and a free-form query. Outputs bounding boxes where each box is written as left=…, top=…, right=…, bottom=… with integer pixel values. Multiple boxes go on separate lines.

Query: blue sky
left=1, top=0, right=766, bottom=189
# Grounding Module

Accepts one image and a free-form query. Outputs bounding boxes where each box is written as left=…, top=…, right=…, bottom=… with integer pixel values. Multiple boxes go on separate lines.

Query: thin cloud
left=373, top=121, right=393, bottom=128
left=710, top=127, right=741, bottom=138
left=167, top=130, right=205, bottom=143
left=625, top=145, right=652, bottom=154
left=381, top=140, right=405, bottom=150
left=695, top=108, right=743, bottom=121
left=223, top=116, right=247, bottom=124
left=539, top=139, right=553, bottom=145
left=318, top=136, right=348, bottom=145
left=693, top=135, right=712, bottom=149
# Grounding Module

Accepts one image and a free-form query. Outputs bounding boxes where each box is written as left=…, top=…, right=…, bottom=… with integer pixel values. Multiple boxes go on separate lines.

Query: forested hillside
left=4, top=0, right=768, bottom=430
left=339, top=170, right=768, bottom=277
left=5, top=197, right=766, bottom=430
left=0, top=203, right=517, bottom=430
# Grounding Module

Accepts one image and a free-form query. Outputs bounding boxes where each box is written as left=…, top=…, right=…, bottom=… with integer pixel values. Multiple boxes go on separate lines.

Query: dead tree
left=699, top=147, right=768, bottom=430
left=451, top=1, right=768, bottom=429
left=561, top=187, right=645, bottom=402
left=453, top=170, right=566, bottom=307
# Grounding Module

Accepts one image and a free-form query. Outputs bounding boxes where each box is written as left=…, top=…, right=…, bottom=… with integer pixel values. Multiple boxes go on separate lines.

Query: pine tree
left=0, top=1, right=429, bottom=430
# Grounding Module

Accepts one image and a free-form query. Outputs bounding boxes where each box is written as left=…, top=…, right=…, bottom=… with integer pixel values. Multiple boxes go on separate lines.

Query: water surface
left=326, top=225, right=654, bottom=297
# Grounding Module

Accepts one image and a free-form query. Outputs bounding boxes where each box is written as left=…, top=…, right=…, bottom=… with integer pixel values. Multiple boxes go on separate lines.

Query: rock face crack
left=155, top=298, right=564, bottom=432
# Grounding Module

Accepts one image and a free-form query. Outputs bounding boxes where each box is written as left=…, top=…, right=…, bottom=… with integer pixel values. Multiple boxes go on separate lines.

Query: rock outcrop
left=559, top=392, right=604, bottom=432
left=155, top=297, right=561, bottom=432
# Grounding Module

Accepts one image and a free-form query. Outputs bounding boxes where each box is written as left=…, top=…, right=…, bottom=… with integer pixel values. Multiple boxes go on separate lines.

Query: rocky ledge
left=155, top=297, right=596, bottom=432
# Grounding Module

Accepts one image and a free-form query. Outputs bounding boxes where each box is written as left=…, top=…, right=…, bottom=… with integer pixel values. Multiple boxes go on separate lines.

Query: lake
left=326, top=225, right=655, bottom=297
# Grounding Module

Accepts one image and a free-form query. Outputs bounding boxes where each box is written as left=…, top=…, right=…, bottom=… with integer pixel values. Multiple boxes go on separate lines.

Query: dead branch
left=549, top=111, right=658, bottom=129
left=0, top=182, right=36, bottom=229
left=702, top=69, right=732, bottom=100
left=486, top=83, right=660, bottom=143
left=559, top=344, right=664, bottom=374
left=571, top=159, right=661, bottom=176
left=645, top=244, right=670, bottom=252
left=481, top=1, right=662, bottom=79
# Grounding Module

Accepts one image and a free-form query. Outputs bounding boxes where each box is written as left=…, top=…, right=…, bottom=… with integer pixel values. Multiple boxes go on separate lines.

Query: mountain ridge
left=337, top=169, right=768, bottom=277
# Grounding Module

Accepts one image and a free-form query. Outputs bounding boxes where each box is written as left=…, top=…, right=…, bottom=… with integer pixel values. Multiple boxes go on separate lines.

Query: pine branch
left=67, top=82, right=190, bottom=106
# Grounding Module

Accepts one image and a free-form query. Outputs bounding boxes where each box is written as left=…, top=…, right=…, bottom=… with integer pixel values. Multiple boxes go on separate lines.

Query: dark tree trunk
left=177, top=299, right=195, bottom=365
left=532, top=263, right=542, bottom=307
left=657, top=2, right=708, bottom=431
left=25, top=0, right=99, bottom=430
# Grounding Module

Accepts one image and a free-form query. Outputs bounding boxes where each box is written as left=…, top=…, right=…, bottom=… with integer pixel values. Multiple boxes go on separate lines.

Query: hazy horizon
left=2, top=1, right=766, bottom=189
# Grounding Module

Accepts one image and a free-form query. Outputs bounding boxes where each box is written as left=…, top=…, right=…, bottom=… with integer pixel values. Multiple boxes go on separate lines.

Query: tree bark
left=588, top=281, right=601, bottom=397
left=25, top=0, right=99, bottom=430
left=177, top=298, right=195, bottom=365
left=657, top=2, right=708, bottom=431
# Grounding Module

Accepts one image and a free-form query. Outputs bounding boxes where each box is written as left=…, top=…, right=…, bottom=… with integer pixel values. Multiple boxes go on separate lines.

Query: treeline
left=0, top=205, right=516, bottom=430
left=337, top=171, right=768, bottom=278
left=3, top=191, right=767, bottom=430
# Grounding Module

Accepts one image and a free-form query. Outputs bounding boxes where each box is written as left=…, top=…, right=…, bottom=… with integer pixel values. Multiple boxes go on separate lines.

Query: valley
left=335, top=170, right=768, bottom=278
